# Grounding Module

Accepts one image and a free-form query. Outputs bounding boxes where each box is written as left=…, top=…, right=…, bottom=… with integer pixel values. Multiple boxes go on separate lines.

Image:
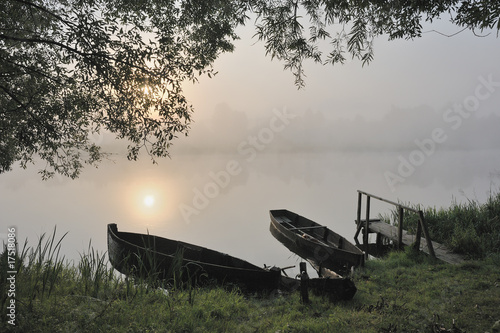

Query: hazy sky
left=1, top=17, right=500, bottom=268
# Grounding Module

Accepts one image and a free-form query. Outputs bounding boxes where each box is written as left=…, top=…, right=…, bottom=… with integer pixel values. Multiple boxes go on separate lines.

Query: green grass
left=1, top=242, right=499, bottom=332
left=1, top=190, right=500, bottom=332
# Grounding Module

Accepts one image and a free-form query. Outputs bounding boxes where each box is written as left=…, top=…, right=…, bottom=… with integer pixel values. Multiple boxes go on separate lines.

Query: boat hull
left=107, top=223, right=281, bottom=291
left=270, top=210, right=364, bottom=276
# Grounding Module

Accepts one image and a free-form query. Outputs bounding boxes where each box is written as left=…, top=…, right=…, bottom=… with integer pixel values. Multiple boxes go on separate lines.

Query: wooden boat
left=270, top=210, right=365, bottom=276
left=107, top=223, right=281, bottom=291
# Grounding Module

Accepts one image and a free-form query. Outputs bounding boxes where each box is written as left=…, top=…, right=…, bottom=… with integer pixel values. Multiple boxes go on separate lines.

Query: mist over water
left=1, top=104, right=499, bottom=277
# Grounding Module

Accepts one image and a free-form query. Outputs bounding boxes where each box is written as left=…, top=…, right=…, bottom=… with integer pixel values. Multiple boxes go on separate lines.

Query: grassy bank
left=1, top=243, right=499, bottom=332
left=384, top=189, right=500, bottom=259
left=1, top=191, right=500, bottom=332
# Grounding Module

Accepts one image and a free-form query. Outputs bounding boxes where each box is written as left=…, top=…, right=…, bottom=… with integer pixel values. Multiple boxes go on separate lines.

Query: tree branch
left=0, top=34, right=154, bottom=76
left=422, top=27, right=468, bottom=37
left=0, top=54, right=63, bottom=84
left=0, top=84, right=27, bottom=109
left=12, top=0, right=78, bottom=29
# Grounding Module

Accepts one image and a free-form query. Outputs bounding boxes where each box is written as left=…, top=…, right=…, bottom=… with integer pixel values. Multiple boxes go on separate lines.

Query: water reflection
left=1, top=149, right=498, bottom=275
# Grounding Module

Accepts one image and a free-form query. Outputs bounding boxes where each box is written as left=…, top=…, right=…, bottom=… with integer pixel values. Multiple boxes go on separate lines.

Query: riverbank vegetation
left=385, top=189, right=500, bottom=260
left=1, top=191, right=500, bottom=332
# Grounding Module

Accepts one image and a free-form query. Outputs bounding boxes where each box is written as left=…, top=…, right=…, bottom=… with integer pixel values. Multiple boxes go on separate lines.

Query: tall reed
left=78, top=240, right=117, bottom=298
left=21, top=227, right=67, bottom=306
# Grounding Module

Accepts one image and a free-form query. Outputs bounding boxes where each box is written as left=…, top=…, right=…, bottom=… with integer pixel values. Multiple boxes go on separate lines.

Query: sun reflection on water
left=124, top=177, right=178, bottom=230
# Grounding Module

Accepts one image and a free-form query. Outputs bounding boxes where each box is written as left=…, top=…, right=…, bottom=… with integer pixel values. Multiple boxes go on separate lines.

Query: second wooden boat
left=270, top=209, right=365, bottom=276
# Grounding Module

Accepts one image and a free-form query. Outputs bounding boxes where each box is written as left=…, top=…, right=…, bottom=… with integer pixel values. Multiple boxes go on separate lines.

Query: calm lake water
left=1, top=148, right=499, bottom=277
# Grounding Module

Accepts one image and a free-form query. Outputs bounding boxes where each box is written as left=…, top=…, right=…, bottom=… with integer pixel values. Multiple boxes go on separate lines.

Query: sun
left=143, top=195, right=155, bottom=207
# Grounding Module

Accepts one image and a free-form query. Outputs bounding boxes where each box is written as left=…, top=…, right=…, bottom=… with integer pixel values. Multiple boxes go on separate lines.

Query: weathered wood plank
left=289, top=226, right=327, bottom=231
left=366, top=221, right=465, bottom=265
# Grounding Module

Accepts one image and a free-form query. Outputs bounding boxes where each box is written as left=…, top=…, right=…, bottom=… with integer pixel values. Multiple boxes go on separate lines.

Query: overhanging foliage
left=1, top=0, right=498, bottom=178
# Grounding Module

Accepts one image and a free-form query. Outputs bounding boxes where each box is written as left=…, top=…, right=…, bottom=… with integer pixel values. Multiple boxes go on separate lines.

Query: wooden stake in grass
left=299, top=262, right=310, bottom=304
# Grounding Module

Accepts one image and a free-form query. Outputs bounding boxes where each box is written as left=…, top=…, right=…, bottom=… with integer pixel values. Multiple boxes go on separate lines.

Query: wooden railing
left=355, top=190, right=436, bottom=259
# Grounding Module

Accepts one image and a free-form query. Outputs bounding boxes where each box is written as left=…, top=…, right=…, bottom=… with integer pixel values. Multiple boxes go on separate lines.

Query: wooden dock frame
left=354, top=190, right=436, bottom=259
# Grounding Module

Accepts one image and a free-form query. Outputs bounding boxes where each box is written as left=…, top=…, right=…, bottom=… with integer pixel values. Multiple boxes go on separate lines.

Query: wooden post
left=364, top=195, right=370, bottom=257
left=299, top=262, right=310, bottom=304
left=414, top=213, right=422, bottom=251
left=354, top=192, right=362, bottom=241
left=398, top=206, right=404, bottom=250
left=418, top=211, right=436, bottom=258
left=376, top=233, right=383, bottom=256
left=357, top=192, right=362, bottom=227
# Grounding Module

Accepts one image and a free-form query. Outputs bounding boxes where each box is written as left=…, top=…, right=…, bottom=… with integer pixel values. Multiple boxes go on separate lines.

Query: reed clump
left=386, top=189, right=500, bottom=259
